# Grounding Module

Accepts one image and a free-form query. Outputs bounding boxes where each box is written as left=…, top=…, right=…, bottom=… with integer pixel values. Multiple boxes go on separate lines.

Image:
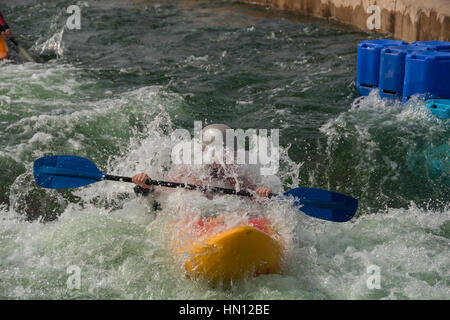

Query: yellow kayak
left=0, top=36, right=8, bottom=60
left=173, top=217, right=283, bottom=284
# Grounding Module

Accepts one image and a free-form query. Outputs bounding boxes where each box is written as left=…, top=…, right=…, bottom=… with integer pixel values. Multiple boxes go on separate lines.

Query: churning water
left=0, top=0, right=448, bottom=299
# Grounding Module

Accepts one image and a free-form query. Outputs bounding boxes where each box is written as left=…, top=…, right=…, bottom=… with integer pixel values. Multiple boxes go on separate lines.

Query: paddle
left=9, top=37, right=36, bottom=63
left=33, top=155, right=358, bottom=222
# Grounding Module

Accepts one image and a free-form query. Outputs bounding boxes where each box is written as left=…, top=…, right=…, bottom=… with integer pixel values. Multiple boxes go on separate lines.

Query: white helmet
left=201, top=123, right=237, bottom=153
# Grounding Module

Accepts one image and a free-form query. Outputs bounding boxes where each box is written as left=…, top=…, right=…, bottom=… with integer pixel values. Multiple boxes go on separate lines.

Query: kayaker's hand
left=2, top=29, right=13, bottom=39
left=132, top=173, right=153, bottom=189
left=254, top=187, right=272, bottom=199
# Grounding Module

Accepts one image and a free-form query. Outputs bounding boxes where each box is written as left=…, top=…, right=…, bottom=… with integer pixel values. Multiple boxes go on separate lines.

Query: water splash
left=34, top=27, right=65, bottom=58
left=317, top=92, right=449, bottom=213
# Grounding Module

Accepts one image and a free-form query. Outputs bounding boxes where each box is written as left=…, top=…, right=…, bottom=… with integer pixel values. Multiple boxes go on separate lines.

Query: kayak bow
left=173, top=217, right=283, bottom=283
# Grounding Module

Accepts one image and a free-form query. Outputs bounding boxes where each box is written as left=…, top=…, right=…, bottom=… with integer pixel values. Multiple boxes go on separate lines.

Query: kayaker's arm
left=132, top=171, right=271, bottom=199
left=0, top=11, right=13, bottom=39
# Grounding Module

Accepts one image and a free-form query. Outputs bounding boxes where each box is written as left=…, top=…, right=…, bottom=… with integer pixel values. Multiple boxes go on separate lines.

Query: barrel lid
left=359, top=39, right=409, bottom=50
left=411, top=41, right=450, bottom=52
left=407, top=50, right=450, bottom=61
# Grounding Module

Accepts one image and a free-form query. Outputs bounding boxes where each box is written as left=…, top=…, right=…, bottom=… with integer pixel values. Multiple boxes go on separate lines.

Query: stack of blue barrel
left=357, top=40, right=449, bottom=181
left=356, top=40, right=450, bottom=119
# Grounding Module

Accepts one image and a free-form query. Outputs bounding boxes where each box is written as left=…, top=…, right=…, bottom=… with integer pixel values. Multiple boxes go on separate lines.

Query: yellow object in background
left=0, top=36, right=8, bottom=60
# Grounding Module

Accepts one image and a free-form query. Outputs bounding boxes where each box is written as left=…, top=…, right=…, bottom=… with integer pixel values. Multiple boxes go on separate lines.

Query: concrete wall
left=240, top=0, right=450, bottom=42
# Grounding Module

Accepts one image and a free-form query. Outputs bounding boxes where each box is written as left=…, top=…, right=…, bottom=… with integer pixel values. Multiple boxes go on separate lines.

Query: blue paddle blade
left=34, top=155, right=105, bottom=189
left=283, top=187, right=358, bottom=222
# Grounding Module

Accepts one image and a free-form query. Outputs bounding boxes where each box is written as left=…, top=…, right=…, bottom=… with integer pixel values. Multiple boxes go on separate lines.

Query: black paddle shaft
left=10, top=38, right=18, bottom=47
left=104, top=174, right=255, bottom=197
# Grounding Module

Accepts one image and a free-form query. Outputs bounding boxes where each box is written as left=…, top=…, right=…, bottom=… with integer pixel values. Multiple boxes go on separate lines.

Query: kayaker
left=132, top=124, right=274, bottom=203
left=0, top=10, right=13, bottom=39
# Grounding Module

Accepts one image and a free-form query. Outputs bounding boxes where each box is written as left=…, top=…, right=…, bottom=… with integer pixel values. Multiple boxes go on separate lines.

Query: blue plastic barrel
left=411, top=41, right=450, bottom=52
left=426, top=99, right=450, bottom=119
left=378, top=46, right=408, bottom=98
left=357, top=40, right=409, bottom=96
left=379, top=45, right=431, bottom=99
left=403, top=50, right=450, bottom=100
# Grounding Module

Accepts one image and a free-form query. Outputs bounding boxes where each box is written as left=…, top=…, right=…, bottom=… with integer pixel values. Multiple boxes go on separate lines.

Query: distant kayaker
left=0, top=10, right=13, bottom=39
left=132, top=124, right=274, bottom=202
